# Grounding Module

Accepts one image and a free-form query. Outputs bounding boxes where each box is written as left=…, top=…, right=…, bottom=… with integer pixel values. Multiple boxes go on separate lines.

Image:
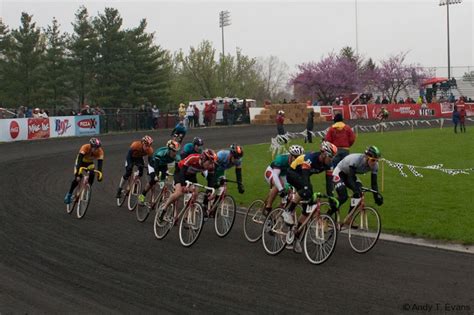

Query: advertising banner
left=0, top=118, right=29, bottom=142
left=75, top=115, right=100, bottom=136
left=50, top=116, right=75, bottom=138
left=349, top=105, right=368, bottom=119
left=27, top=118, right=50, bottom=140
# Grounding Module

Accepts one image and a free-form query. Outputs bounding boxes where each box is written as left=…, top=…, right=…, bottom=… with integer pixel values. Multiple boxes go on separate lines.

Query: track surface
left=1, top=124, right=473, bottom=313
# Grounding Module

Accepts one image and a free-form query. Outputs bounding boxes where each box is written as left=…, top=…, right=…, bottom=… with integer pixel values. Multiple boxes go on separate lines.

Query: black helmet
left=230, top=144, right=243, bottom=159
left=193, top=137, right=204, bottom=146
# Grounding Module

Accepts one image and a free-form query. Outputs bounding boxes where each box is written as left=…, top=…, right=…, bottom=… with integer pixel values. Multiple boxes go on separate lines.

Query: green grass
left=216, top=127, right=474, bottom=244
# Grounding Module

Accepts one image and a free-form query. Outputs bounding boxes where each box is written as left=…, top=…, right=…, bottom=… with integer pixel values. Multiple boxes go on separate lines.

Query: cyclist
left=64, top=138, right=104, bottom=204
left=283, top=141, right=337, bottom=253
left=180, top=137, right=204, bottom=160
left=214, top=144, right=245, bottom=194
left=159, top=149, right=217, bottom=212
left=139, top=140, right=181, bottom=203
left=263, top=145, right=305, bottom=215
left=116, top=135, right=154, bottom=199
left=171, top=121, right=187, bottom=144
left=330, top=146, right=384, bottom=218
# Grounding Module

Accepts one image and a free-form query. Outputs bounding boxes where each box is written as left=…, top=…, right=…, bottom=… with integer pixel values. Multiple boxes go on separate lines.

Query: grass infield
left=211, top=127, right=474, bottom=244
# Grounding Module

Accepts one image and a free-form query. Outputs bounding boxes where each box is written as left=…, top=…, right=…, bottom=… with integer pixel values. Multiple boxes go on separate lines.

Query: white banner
left=0, top=118, right=29, bottom=142
left=49, top=116, right=76, bottom=138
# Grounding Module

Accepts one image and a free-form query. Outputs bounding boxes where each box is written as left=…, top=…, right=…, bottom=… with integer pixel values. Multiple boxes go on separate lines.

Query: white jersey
left=333, top=153, right=378, bottom=177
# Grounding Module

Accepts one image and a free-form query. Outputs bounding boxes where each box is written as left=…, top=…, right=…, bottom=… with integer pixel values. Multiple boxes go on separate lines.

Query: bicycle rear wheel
left=136, top=189, right=155, bottom=223
left=243, top=199, right=266, bottom=243
left=179, top=203, right=204, bottom=247
left=214, top=195, right=236, bottom=238
left=127, top=178, right=141, bottom=211
left=262, top=208, right=289, bottom=256
left=66, top=187, right=79, bottom=214
left=116, top=186, right=127, bottom=207
left=348, top=206, right=381, bottom=254
left=153, top=203, right=174, bottom=240
left=303, top=214, right=337, bottom=265
left=76, top=184, right=92, bottom=219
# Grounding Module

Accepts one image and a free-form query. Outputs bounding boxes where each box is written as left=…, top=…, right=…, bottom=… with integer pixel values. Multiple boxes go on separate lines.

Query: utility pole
left=439, top=0, right=462, bottom=79
left=219, top=11, right=231, bottom=58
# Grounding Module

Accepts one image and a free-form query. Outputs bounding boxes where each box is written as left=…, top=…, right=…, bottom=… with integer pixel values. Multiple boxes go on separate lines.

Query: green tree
left=0, top=18, right=12, bottom=104
left=124, top=19, right=171, bottom=108
left=92, top=7, right=128, bottom=107
left=41, top=17, right=69, bottom=111
left=4, top=12, right=45, bottom=107
left=68, top=6, right=97, bottom=107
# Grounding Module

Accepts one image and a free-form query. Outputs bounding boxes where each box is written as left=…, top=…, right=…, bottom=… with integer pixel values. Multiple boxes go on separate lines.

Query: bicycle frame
left=334, top=187, right=377, bottom=229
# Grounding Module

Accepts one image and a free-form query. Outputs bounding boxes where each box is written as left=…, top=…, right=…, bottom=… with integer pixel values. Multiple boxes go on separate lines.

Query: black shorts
left=174, top=170, right=197, bottom=186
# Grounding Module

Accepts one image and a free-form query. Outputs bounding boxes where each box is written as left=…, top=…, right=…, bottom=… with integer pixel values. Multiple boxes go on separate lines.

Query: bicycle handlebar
left=185, top=180, right=216, bottom=195
left=361, top=187, right=380, bottom=195
left=78, top=167, right=101, bottom=175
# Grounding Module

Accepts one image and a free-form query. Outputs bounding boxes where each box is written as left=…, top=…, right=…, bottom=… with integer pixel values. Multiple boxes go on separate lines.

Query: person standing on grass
left=452, top=105, right=460, bottom=134
left=459, top=107, right=466, bottom=133
left=276, top=110, right=285, bottom=135
left=325, top=113, right=356, bottom=168
left=305, top=110, right=315, bottom=143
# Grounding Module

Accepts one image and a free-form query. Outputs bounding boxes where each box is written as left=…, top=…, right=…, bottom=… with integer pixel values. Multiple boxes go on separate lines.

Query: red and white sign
left=10, top=120, right=19, bottom=139
left=28, top=118, right=50, bottom=140
left=349, top=105, right=368, bottom=119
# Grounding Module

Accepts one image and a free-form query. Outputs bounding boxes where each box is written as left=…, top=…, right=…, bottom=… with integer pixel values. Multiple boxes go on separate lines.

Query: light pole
left=439, top=0, right=462, bottom=80
left=355, top=0, right=359, bottom=55
left=219, top=10, right=231, bottom=58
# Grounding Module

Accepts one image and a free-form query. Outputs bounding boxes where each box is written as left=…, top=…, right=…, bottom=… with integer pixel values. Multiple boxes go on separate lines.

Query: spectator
left=449, top=93, right=455, bottom=103
left=32, top=108, right=41, bottom=118
left=17, top=106, right=25, bottom=118
left=324, top=113, right=356, bottom=167
left=227, top=100, right=236, bottom=126
left=276, top=110, right=285, bottom=135
left=116, top=109, right=124, bottom=130
left=459, top=107, right=466, bottom=133
left=39, top=109, right=48, bottom=118
left=210, top=100, right=217, bottom=126
left=452, top=105, right=460, bottom=134
left=80, top=105, right=92, bottom=115
left=204, top=103, right=211, bottom=126
left=186, top=104, right=194, bottom=128
left=305, top=110, right=315, bottom=143
left=178, top=103, right=186, bottom=122
left=138, top=104, right=147, bottom=129
left=416, top=96, right=423, bottom=104
left=398, top=97, right=405, bottom=104
left=151, top=105, right=160, bottom=129
left=381, top=96, right=389, bottom=104
left=375, top=96, right=381, bottom=104
left=193, top=105, right=200, bottom=127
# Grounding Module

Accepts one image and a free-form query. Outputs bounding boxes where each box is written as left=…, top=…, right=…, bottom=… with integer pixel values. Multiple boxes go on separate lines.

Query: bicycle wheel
left=153, top=203, right=174, bottom=240
left=76, top=184, right=92, bottom=219
left=179, top=203, right=204, bottom=247
left=136, top=189, right=155, bottom=223
left=243, top=199, right=266, bottom=243
left=116, top=186, right=127, bottom=207
left=262, top=208, right=289, bottom=256
left=66, top=187, right=79, bottom=214
left=303, top=214, right=337, bottom=265
left=127, top=178, right=141, bottom=211
left=348, top=206, right=381, bottom=254
left=214, top=195, right=236, bottom=238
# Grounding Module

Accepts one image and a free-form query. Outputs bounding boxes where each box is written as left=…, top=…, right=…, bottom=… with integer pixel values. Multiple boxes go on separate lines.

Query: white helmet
left=288, top=145, right=304, bottom=157
left=278, top=110, right=285, bottom=115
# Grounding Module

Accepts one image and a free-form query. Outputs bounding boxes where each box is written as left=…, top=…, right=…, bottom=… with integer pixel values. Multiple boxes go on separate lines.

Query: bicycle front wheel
left=136, top=190, right=155, bottom=223
left=67, top=187, right=79, bottom=214
left=179, top=203, right=204, bottom=247
left=262, top=208, right=289, bottom=256
left=127, top=178, right=141, bottom=211
left=348, top=206, right=381, bottom=254
left=153, top=203, right=174, bottom=240
left=76, top=184, right=92, bottom=219
left=214, top=195, right=236, bottom=238
left=303, top=214, right=337, bottom=265
left=243, top=199, right=266, bottom=243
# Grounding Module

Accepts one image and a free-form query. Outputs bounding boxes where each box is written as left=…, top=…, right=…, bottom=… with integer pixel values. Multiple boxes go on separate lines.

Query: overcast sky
left=1, top=0, right=473, bottom=77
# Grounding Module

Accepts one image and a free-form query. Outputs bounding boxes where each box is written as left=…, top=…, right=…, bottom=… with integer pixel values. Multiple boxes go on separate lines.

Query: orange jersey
left=79, top=144, right=104, bottom=162
left=129, top=141, right=153, bottom=158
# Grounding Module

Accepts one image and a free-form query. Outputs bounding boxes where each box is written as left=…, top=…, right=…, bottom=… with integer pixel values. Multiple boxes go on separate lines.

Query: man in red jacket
left=276, top=110, right=285, bottom=135
left=324, top=113, right=356, bottom=167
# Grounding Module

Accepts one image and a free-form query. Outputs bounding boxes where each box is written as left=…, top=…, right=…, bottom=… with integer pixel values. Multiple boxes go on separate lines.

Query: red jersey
left=276, top=115, right=284, bottom=126
left=178, top=154, right=214, bottom=175
left=324, top=122, right=356, bottom=149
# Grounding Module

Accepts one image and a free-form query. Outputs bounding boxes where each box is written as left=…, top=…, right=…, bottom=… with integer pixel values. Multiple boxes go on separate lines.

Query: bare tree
left=256, top=55, right=290, bottom=100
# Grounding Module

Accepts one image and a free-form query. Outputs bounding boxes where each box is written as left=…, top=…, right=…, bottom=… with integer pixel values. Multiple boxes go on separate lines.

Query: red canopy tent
left=422, top=77, right=448, bottom=86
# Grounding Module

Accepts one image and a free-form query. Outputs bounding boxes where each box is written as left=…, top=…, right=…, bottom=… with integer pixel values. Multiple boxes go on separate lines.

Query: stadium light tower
left=439, top=0, right=462, bottom=80
left=219, top=10, right=231, bottom=58
left=355, top=0, right=359, bottom=55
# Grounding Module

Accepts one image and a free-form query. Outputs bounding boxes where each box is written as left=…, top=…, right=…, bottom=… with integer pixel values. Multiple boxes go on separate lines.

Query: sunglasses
left=368, top=157, right=379, bottom=162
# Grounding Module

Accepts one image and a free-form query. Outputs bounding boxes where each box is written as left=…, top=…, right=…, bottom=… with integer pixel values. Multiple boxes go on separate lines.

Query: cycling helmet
left=89, top=137, right=101, bottom=148
left=320, top=141, right=337, bottom=158
left=200, top=149, right=218, bottom=163
left=365, top=146, right=381, bottom=159
left=230, top=144, right=244, bottom=159
left=193, top=137, right=204, bottom=146
left=142, top=135, right=153, bottom=146
left=167, top=140, right=180, bottom=152
left=278, top=110, right=285, bottom=115
left=288, top=145, right=304, bottom=157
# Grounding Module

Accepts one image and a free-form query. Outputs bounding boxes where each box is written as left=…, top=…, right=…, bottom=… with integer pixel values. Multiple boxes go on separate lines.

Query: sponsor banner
left=440, top=102, right=454, bottom=114
left=318, top=106, right=333, bottom=121
left=27, top=118, right=50, bottom=140
left=75, top=115, right=100, bottom=136
left=332, top=106, right=345, bottom=120
left=50, top=116, right=75, bottom=138
left=349, top=105, right=368, bottom=119
left=0, top=118, right=29, bottom=142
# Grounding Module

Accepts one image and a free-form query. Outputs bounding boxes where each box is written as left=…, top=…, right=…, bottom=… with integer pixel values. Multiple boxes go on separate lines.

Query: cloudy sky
left=1, top=0, right=473, bottom=77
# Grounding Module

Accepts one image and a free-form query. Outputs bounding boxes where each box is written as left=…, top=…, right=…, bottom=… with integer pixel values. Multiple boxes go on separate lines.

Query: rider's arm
left=371, top=173, right=379, bottom=192
left=126, top=149, right=134, bottom=165
left=97, top=159, right=103, bottom=172
left=235, top=166, right=243, bottom=184
left=347, top=166, right=361, bottom=197
left=271, top=168, right=284, bottom=192
left=75, top=153, right=85, bottom=172
left=325, top=172, right=334, bottom=197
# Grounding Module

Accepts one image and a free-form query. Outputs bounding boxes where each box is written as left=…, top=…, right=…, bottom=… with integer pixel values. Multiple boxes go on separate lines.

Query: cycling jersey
left=270, top=154, right=292, bottom=176
left=172, top=123, right=187, bottom=136
left=177, top=154, right=213, bottom=175
left=333, top=153, right=378, bottom=177
left=216, top=150, right=241, bottom=172
left=180, top=143, right=202, bottom=160
left=79, top=144, right=104, bottom=162
left=129, top=141, right=153, bottom=158
left=290, top=152, right=331, bottom=174
left=152, top=147, right=181, bottom=167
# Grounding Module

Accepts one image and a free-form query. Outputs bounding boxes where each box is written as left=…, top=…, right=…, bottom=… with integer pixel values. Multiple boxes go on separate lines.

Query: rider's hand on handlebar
left=97, top=171, right=103, bottom=182
left=374, top=192, right=383, bottom=206
left=237, top=183, right=245, bottom=194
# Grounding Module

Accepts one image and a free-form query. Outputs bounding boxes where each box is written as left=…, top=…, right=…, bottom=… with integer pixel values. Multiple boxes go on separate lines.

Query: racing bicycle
left=136, top=172, right=174, bottom=222
left=116, top=170, right=142, bottom=211
left=66, top=165, right=101, bottom=219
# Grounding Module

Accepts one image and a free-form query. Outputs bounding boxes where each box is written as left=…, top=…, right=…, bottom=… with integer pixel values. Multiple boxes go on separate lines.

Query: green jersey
left=270, top=154, right=291, bottom=176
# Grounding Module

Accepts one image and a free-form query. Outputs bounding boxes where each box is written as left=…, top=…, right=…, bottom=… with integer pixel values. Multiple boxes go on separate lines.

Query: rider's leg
left=265, top=186, right=279, bottom=213
left=117, top=160, right=133, bottom=196
left=162, top=183, right=184, bottom=209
